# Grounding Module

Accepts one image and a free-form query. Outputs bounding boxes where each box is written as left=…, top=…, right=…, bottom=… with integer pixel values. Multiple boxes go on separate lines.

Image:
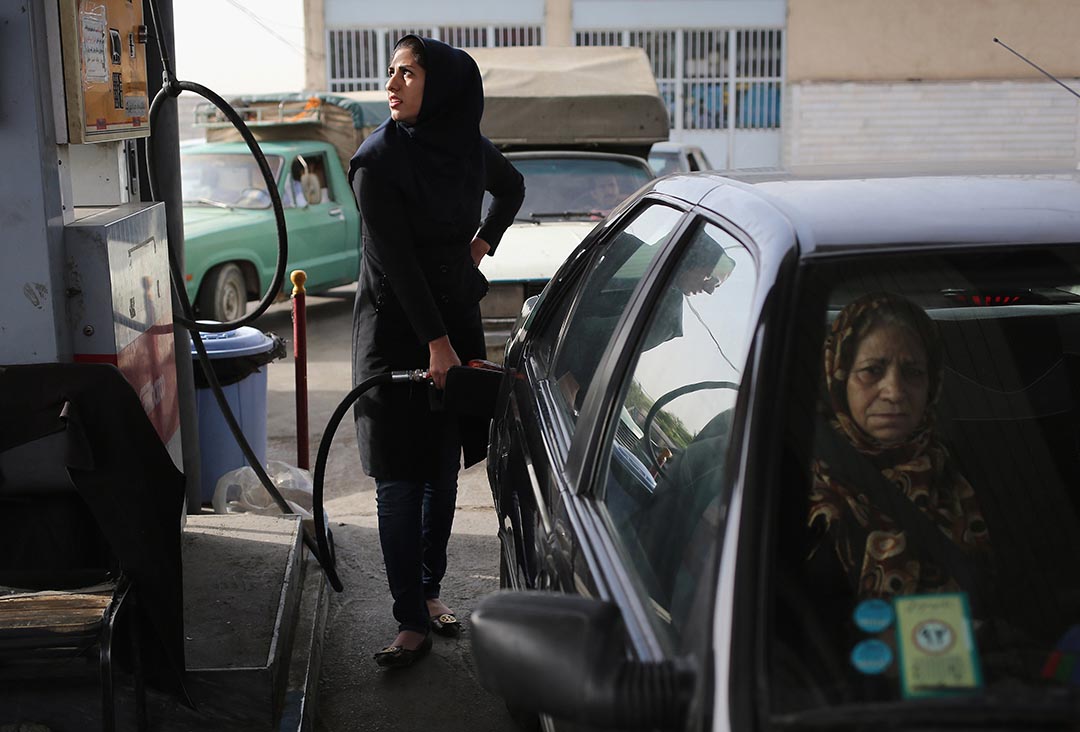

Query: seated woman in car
left=806, top=292, right=991, bottom=603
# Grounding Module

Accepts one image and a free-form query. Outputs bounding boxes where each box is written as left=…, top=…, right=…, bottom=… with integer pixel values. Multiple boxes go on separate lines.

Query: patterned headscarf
left=808, top=292, right=990, bottom=598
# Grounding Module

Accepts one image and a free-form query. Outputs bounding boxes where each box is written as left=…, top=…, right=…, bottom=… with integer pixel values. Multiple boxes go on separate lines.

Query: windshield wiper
left=528, top=211, right=604, bottom=219
left=771, top=691, right=1080, bottom=729
left=183, top=197, right=233, bottom=209
left=514, top=215, right=541, bottom=224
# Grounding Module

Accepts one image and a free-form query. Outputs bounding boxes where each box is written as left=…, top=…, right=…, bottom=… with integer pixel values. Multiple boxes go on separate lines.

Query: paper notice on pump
left=894, top=593, right=983, bottom=698
left=80, top=9, right=109, bottom=84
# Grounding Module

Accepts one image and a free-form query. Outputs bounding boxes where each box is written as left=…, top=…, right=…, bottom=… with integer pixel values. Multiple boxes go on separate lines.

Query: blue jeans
left=375, top=423, right=461, bottom=634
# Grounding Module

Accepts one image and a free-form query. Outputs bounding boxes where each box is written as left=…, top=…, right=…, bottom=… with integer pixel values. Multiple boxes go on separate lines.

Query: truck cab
left=467, top=46, right=670, bottom=361
left=181, top=93, right=387, bottom=321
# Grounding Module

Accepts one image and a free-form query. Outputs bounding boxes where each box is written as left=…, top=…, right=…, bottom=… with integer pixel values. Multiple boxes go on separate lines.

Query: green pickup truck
left=180, top=93, right=387, bottom=321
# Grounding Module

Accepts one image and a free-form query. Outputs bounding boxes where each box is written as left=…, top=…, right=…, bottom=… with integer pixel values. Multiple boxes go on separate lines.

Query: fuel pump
left=0, top=1, right=180, bottom=461
left=1, top=0, right=503, bottom=599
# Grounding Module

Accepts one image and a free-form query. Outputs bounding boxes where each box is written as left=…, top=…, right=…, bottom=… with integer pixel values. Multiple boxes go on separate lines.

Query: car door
left=278, top=151, right=349, bottom=291
left=567, top=218, right=760, bottom=727
left=497, top=206, right=761, bottom=729
left=494, top=202, right=687, bottom=595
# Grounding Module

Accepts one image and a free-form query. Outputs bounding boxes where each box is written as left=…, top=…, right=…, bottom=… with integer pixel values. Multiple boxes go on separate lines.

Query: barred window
left=327, top=26, right=543, bottom=92
left=574, top=28, right=783, bottom=132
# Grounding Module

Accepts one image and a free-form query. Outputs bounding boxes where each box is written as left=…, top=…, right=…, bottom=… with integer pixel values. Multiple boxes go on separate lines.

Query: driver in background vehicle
left=581, top=173, right=624, bottom=212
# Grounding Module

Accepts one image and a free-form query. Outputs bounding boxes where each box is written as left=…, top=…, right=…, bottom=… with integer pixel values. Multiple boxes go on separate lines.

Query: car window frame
left=513, top=201, right=656, bottom=463
left=747, top=241, right=1080, bottom=725
left=559, top=201, right=698, bottom=489
left=563, top=210, right=768, bottom=675
left=569, top=207, right=762, bottom=496
left=518, top=197, right=693, bottom=464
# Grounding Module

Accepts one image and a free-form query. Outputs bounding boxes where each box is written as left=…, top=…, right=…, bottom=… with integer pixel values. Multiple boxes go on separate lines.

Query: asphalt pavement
left=253, top=285, right=518, bottom=732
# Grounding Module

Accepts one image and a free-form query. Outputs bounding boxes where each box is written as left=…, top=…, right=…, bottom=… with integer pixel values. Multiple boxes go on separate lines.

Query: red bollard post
left=291, top=270, right=310, bottom=470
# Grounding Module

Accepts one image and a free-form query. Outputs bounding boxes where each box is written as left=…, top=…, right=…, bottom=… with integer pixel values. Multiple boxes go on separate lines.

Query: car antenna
left=993, top=37, right=1080, bottom=100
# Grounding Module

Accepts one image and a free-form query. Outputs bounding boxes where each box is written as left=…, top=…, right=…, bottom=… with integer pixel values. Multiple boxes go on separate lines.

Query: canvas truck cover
left=467, top=46, right=670, bottom=147
left=200, top=91, right=390, bottom=171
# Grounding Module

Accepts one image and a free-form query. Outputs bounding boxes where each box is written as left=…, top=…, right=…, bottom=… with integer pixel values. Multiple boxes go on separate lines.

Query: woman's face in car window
left=845, top=322, right=929, bottom=446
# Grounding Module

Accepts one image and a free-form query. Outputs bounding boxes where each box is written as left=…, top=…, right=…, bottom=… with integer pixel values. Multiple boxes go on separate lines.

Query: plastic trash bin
left=190, top=326, right=285, bottom=503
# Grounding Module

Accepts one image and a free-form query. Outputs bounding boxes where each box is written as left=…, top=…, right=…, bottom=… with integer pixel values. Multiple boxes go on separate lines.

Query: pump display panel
left=59, top=0, right=150, bottom=143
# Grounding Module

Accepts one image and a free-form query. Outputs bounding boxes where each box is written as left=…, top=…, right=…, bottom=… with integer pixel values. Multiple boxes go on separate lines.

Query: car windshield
left=648, top=151, right=681, bottom=177
left=180, top=153, right=284, bottom=209
left=769, top=246, right=1080, bottom=724
left=492, top=156, right=653, bottom=221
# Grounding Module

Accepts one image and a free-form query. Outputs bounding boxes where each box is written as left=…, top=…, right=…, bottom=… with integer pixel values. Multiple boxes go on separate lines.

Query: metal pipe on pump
left=138, top=0, right=203, bottom=512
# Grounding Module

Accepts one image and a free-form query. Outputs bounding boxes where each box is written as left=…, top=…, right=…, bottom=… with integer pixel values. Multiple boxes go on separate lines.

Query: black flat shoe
left=430, top=612, right=461, bottom=637
left=373, top=634, right=432, bottom=668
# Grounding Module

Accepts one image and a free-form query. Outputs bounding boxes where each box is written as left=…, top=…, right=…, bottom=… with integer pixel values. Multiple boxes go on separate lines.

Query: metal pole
left=726, top=28, right=737, bottom=168
left=292, top=270, right=310, bottom=470
left=140, top=0, right=202, bottom=512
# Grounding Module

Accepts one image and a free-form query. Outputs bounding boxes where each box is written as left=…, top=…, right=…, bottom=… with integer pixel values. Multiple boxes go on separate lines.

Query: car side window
left=286, top=154, right=334, bottom=208
left=597, top=220, right=756, bottom=650
left=542, top=204, right=684, bottom=425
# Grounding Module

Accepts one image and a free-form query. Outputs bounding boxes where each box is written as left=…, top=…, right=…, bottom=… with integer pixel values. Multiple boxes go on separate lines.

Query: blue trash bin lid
left=190, top=323, right=275, bottom=359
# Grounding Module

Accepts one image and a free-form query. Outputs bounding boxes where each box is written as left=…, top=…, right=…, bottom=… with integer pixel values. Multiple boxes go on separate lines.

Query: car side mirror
left=471, top=591, right=694, bottom=729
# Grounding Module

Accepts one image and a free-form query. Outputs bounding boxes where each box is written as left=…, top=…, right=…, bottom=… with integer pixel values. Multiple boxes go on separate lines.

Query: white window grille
left=575, top=28, right=783, bottom=133
left=326, top=26, right=543, bottom=92
left=328, top=29, right=382, bottom=92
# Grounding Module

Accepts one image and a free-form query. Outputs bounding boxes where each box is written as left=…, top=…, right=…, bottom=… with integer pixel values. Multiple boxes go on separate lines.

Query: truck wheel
left=197, top=263, right=248, bottom=323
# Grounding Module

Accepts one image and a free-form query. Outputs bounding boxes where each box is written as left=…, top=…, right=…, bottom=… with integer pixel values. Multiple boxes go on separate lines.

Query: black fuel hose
left=311, top=369, right=430, bottom=592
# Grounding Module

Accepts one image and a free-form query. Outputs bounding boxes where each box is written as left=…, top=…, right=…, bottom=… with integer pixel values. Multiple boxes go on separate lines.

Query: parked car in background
left=472, top=171, right=1080, bottom=731
left=181, top=139, right=359, bottom=321
left=648, top=140, right=712, bottom=176
left=468, top=46, right=669, bottom=360
left=181, top=93, right=387, bottom=321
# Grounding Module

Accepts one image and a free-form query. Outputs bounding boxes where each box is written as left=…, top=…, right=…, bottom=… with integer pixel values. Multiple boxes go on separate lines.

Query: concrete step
left=159, top=513, right=327, bottom=731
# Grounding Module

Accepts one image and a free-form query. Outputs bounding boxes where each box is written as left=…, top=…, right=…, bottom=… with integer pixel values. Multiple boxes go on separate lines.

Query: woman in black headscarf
left=348, top=35, right=524, bottom=667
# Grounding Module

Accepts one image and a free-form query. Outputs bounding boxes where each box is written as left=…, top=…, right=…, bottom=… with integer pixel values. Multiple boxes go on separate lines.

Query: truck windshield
left=491, top=156, right=653, bottom=221
left=180, top=153, right=284, bottom=209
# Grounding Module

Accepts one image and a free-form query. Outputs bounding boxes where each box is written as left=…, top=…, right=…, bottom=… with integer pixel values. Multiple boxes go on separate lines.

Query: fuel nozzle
left=391, top=368, right=431, bottom=383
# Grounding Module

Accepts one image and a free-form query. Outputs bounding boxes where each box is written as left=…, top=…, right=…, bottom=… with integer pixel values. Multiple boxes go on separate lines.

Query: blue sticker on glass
left=854, top=598, right=895, bottom=633
left=851, top=639, right=893, bottom=675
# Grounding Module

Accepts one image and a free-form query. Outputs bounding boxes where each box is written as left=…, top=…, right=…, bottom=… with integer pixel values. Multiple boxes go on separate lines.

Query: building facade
left=306, top=0, right=1080, bottom=173
left=785, top=0, right=1080, bottom=174
left=305, top=0, right=785, bottom=169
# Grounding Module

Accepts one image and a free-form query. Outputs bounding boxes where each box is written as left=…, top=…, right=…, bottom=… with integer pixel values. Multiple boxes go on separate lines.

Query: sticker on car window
left=850, top=639, right=893, bottom=675
left=853, top=598, right=894, bottom=634
left=894, top=593, right=983, bottom=698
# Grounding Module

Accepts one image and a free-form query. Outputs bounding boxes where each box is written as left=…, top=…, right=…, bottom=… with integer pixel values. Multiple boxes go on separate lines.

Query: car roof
left=504, top=149, right=655, bottom=170
left=658, top=172, right=1080, bottom=257
left=649, top=141, right=700, bottom=155
left=181, top=140, right=326, bottom=156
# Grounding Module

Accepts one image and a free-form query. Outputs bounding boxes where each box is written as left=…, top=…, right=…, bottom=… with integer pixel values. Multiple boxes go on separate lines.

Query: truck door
left=280, top=152, right=349, bottom=290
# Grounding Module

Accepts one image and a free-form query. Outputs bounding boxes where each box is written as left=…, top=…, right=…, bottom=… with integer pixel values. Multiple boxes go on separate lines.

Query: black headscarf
left=348, top=35, right=485, bottom=226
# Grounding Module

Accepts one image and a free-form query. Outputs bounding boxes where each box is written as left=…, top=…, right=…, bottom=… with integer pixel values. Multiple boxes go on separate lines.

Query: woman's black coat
left=348, top=37, right=525, bottom=480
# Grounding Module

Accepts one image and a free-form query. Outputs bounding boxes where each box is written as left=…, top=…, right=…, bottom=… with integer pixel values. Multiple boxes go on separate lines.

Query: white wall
left=574, top=0, right=785, bottom=28
left=324, top=0, right=784, bottom=31
left=785, top=80, right=1080, bottom=173
left=671, top=130, right=784, bottom=170
left=325, top=0, right=543, bottom=27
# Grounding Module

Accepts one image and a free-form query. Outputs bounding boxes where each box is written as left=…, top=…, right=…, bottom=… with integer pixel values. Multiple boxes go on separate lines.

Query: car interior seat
left=300, top=172, right=321, bottom=206
left=935, top=307, right=1080, bottom=646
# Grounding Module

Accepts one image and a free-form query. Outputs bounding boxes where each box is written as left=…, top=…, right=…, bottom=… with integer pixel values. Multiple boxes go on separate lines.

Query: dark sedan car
left=472, top=172, right=1080, bottom=731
